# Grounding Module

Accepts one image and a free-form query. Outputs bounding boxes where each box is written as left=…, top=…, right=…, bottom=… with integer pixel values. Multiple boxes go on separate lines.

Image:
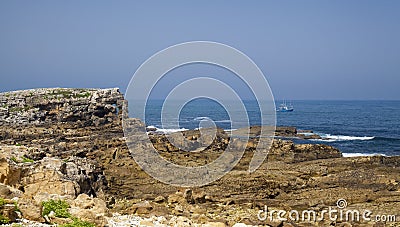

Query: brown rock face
left=0, top=145, right=106, bottom=199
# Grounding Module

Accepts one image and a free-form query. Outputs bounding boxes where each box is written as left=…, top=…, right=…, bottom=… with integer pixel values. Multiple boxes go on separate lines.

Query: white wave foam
left=297, top=132, right=314, bottom=136
left=193, top=117, right=211, bottom=121
left=342, top=153, right=386, bottom=157
left=155, top=128, right=188, bottom=134
left=193, top=117, right=231, bottom=123
left=311, top=134, right=375, bottom=142
left=146, top=126, right=188, bottom=134
left=214, top=120, right=232, bottom=123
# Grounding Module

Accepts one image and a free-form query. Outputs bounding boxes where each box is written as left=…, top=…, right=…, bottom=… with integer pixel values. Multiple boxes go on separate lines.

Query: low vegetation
left=9, top=106, right=32, bottom=112
left=60, top=217, right=95, bottom=227
left=0, top=198, right=6, bottom=207
left=0, top=215, right=9, bottom=224
left=41, top=200, right=95, bottom=227
left=42, top=199, right=71, bottom=218
left=21, top=156, right=34, bottom=163
left=10, top=156, right=34, bottom=163
left=0, top=198, right=10, bottom=224
left=50, top=89, right=92, bottom=99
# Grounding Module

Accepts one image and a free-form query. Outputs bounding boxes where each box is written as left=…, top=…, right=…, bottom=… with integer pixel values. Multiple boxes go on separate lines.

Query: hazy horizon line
left=0, top=87, right=398, bottom=101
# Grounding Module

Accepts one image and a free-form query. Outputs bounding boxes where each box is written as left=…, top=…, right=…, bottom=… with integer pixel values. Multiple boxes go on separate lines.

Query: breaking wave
left=311, top=134, right=375, bottom=142
left=342, top=153, right=386, bottom=157
left=146, top=125, right=188, bottom=134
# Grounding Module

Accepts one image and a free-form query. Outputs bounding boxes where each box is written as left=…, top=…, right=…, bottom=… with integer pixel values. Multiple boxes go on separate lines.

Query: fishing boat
left=277, top=101, right=294, bottom=112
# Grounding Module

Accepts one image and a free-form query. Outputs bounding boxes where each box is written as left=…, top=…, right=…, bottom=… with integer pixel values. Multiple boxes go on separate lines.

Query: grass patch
left=0, top=214, right=9, bottom=224
left=10, top=156, right=34, bottom=163
left=0, top=198, right=6, bottom=207
left=42, top=199, right=71, bottom=218
left=49, top=89, right=91, bottom=99
left=9, top=106, right=32, bottom=112
left=52, top=89, right=74, bottom=99
left=13, top=201, right=21, bottom=213
left=0, top=198, right=10, bottom=224
left=10, top=157, right=18, bottom=163
left=9, top=107, right=24, bottom=113
left=21, top=156, right=34, bottom=163
left=60, top=217, right=95, bottom=227
left=75, top=92, right=91, bottom=98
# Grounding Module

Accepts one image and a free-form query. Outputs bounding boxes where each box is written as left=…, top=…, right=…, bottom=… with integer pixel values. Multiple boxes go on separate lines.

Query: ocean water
left=136, top=99, right=400, bottom=156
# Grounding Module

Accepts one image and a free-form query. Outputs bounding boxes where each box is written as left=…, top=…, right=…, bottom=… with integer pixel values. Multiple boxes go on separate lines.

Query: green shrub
left=42, top=199, right=71, bottom=218
left=41, top=200, right=95, bottom=227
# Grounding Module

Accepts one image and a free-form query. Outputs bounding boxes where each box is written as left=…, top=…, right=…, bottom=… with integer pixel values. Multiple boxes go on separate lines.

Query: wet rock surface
left=0, top=88, right=399, bottom=226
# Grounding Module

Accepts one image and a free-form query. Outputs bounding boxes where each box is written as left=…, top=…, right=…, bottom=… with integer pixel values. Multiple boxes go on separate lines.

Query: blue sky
left=0, top=1, right=399, bottom=100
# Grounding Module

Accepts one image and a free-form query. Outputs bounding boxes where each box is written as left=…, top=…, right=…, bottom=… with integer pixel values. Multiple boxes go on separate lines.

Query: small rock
left=232, top=223, right=250, bottom=227
left=173, top=204, right=184, bottom=215
left=193, top=191, right=207, bottom=204
left=132, top=201, right=153, bottom=215
left=140, top=220, right=155, bottom=226
left=154, top=195, right=165, bottom=203
left=183, top=189, right=194, bottom=204
left=168, top=194, right=185, bottom=204
left=203, top=222, right=227, bottom=227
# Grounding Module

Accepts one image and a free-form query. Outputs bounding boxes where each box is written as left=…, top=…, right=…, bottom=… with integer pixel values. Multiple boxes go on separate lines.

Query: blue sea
left=134, top=99, right=400, bottom=156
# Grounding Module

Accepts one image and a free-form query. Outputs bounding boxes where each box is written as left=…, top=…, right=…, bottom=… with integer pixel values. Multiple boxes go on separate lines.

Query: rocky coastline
left=0, top=88, right=399, bottom=226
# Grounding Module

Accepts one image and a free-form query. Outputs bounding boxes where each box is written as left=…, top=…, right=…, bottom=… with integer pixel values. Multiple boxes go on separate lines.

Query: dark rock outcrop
left=0, top=88, right=124, bottom=126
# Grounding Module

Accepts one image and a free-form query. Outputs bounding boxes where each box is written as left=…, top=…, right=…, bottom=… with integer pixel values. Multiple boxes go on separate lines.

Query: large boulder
left=0, top=145, right=106, bottom=199
left=69, top=193, right=109, bottom=226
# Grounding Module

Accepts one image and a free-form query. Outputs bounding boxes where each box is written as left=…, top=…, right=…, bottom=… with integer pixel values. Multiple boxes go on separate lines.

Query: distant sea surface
left=136, top=100, right=400, bottom=156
